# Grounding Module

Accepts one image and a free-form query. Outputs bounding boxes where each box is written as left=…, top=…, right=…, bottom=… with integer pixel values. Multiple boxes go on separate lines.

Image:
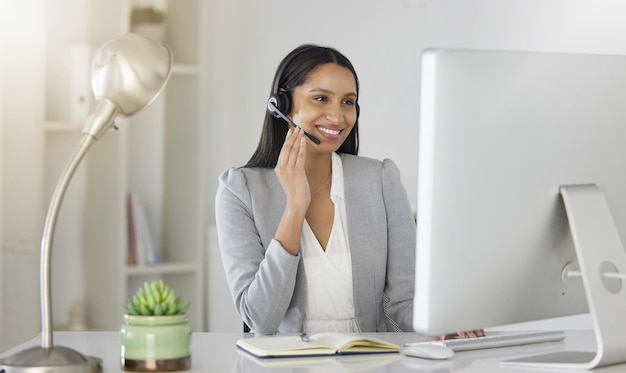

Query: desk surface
left=2, top=327, right=625, bottom=373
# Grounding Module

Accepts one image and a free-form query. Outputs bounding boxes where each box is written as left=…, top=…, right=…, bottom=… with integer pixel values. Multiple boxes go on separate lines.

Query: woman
left=215, top=44, right=416, bottom=335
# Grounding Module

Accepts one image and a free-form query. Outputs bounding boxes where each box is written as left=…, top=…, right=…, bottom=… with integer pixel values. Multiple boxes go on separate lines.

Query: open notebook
left=236, top=333, right=401, bottom=358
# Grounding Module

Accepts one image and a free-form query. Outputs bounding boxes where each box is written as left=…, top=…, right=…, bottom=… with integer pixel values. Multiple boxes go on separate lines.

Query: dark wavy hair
left=244, top=44, right=360, bottom=168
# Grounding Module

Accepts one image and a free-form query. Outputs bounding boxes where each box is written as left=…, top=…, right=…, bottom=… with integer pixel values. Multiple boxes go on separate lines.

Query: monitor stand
left=502, top=184, right=626, bottom=370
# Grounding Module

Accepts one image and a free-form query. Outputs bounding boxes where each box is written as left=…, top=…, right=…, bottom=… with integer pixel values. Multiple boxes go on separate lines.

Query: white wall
left=0, top=0, right=5, bottom=346
left=203, top=0, right=626, bottom=220
left=0, top=0, right=46, bottom=351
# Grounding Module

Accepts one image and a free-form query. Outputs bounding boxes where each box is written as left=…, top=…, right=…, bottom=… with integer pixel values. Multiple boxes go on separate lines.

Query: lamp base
left=0, top=345, right=101, bottom=373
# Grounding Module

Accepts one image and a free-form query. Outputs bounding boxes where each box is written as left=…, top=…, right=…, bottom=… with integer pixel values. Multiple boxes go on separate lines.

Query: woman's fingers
left=444, top=329, right=486, bottom=339
left=296, top=132, right=306, bottom=167
left=277, top=128, right=304, bottom=167
left=277, top=128, right=293, bottom=166
left=432, top=329, right=486, bottom=340
left=275, top=128, right=309, bottom=200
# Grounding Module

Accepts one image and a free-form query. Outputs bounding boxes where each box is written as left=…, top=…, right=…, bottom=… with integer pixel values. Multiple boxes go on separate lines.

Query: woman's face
left=289, top=63, right=358, bottom=153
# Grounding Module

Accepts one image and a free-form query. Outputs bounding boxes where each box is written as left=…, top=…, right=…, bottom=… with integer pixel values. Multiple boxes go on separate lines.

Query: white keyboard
left=406, top=330, right=565, bottom=352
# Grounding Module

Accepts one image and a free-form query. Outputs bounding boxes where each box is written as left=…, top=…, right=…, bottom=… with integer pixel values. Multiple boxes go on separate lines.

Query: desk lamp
left=0, top=33, right=173, bottom=373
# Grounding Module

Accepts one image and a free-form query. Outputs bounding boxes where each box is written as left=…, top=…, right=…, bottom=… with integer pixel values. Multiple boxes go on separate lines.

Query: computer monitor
left=414, top=48, right=626, bottom=369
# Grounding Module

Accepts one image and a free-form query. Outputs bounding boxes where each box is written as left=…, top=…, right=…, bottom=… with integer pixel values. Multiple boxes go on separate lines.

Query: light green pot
left=120, top=314, right=191, bottom=371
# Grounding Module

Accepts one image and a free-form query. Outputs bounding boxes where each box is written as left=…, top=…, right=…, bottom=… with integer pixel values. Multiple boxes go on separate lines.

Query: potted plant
left=120, top=280, right=192, bottom=372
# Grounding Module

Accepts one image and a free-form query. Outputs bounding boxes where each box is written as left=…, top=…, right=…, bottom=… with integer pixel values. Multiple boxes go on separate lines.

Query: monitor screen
left=413, top=48, right=626, bottom=348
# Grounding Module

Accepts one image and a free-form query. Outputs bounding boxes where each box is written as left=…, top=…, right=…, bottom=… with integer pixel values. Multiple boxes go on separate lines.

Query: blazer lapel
left=341, top=155, right=379, bottom=329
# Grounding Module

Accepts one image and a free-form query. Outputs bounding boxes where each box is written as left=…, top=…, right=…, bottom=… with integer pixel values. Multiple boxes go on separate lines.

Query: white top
left=301, top=153, right=359, bottom=333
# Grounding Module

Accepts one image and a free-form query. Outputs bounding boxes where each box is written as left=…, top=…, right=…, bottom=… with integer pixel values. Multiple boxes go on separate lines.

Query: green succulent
left=126, top=280, right=191, bottom=316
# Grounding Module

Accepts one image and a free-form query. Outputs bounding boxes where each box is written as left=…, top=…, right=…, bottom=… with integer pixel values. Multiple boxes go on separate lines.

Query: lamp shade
left=91, top=33, right=173, bottom=116
left=85, top=33, right=173, bottom=140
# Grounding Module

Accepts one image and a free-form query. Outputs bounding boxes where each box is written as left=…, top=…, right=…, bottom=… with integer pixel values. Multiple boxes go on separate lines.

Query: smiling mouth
left=316, top=126, right=343, bottom=136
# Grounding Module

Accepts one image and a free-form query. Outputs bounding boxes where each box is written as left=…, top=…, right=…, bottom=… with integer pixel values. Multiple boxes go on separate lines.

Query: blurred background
left=3, top=0, right=626, bottom=351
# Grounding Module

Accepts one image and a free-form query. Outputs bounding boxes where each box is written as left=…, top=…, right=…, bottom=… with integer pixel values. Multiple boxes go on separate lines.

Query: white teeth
left=317, top=127, right=341, bottom=135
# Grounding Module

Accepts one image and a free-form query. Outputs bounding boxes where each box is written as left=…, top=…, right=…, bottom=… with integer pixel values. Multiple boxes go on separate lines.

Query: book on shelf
left=127, top=192, right=160, bottom=265
left=236, top=332, right=401, bottom=359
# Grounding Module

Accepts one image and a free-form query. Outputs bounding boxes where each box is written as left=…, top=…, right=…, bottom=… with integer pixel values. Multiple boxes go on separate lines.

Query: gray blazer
left=215, top=153, right=415, bottom=334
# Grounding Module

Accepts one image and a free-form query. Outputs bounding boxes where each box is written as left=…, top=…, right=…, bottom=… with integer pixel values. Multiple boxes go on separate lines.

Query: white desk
left=2, top=325, right=625, bottom=373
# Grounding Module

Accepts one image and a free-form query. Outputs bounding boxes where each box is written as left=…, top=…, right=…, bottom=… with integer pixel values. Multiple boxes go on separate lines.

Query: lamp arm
left=83, top=98, right=119, bottom=140
left=40, top=134, right=96, bottom=348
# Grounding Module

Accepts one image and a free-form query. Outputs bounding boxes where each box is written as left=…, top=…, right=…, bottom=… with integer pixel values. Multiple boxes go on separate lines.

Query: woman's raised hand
left=275, top=128, right=310, bottom=209
left=274, top=128, right=310, bottom=255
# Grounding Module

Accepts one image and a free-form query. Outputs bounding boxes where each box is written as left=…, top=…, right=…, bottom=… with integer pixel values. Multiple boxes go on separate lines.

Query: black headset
left=266, top=47, right=360, bottom=121
left=267, top=49, right=302, bottom=119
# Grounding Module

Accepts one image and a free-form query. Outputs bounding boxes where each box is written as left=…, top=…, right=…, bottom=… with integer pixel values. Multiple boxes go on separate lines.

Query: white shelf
left=43, top=120, right=83, bottom=133
left=125, top=261, right=199, bottom=276
left=172, top=63, right=201, bottom=76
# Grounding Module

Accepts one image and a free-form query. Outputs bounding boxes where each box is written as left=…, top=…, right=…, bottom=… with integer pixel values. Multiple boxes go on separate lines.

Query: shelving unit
left=45, top=0, right=207, bottom=332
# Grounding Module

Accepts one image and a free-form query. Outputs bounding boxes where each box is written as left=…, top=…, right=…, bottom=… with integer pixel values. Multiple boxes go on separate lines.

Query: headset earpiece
left=267, top=90, right=291, bottom=118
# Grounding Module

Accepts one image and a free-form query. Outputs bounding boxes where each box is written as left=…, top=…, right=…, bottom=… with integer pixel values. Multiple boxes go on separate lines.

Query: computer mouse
left=401, top=343, right=455, bottom=360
